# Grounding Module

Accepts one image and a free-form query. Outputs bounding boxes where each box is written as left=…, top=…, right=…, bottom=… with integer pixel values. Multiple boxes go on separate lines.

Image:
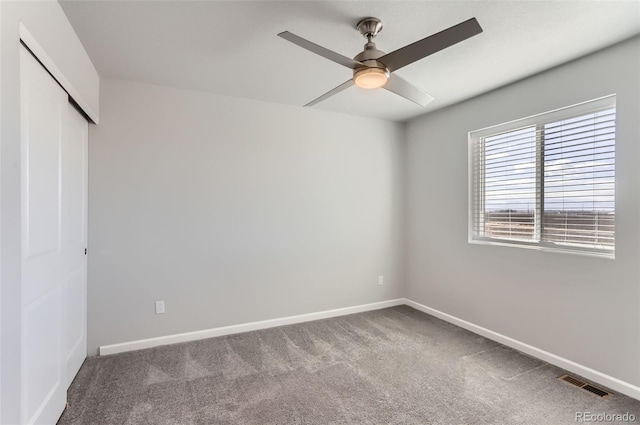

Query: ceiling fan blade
left=278, top=31, right=364, bottom=70
left=379, top=18, right=482, bottom=72
left=384, top=74, right=434, bottom=107
left=305, top=79, right=354, bottom=107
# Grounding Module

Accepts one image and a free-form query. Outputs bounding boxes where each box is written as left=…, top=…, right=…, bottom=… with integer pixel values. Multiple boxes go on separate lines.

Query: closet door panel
left=62, top=104, right=88, bottom=388
left=20, top=45, right=68, bottom=425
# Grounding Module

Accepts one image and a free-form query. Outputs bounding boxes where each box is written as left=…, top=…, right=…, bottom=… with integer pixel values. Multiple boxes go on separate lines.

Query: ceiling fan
left=278, top=17, right=482, bottom=107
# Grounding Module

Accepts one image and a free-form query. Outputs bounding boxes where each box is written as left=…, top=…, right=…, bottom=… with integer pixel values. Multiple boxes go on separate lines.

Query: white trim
left=99, top=299, right=405, bottom=356
left=468, top=238, right=615, bottom=260
left=99, top=297, right=640, bottom=401
left=19, top=23, right=99, bottom=124
left=468, top=94, right=616, bottom=139
left=403, top=298, right=640, bottom=401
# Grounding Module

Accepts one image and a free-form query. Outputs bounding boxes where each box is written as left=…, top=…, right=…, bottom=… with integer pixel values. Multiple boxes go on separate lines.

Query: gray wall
left=405, top=36, right=640, bottom=386
left=88, top=79, right=405, bottom=355
left=88, top=36, right=640, bottom=391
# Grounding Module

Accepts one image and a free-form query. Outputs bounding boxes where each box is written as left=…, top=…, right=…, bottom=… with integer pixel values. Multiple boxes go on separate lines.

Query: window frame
left=468, top=95, right=616, bottom=259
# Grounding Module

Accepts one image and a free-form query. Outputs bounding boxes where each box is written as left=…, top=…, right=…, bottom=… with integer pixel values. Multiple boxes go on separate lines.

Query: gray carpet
left=58, top=306, right=640, bottom=424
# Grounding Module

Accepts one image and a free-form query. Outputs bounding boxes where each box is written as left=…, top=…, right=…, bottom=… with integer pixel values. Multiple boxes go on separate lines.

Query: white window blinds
left=469, top=95, right=616, bottom=257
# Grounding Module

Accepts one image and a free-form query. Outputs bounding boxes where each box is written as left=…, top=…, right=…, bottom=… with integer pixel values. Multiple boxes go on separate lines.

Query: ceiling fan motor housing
left=353, top=42, right=389, bottom=89
left=353, top=42, right=389, bottom=81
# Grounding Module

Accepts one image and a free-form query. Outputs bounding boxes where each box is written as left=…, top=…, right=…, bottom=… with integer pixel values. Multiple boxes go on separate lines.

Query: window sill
left=468, top=238, right=615, bottom=260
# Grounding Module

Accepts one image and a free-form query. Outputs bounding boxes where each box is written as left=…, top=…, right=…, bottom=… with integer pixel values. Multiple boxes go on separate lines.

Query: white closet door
left=20, top=45, right=72, bottom=425
left=62, top=104, right=88, bottom=389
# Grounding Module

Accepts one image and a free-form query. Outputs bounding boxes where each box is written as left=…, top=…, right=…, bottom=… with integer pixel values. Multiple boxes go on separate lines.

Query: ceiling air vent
left=558, top=374, right=612, bottom=398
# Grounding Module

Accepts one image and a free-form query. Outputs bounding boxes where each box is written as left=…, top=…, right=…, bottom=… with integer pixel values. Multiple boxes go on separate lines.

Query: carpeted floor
left=58, top=306, right=640, bottom=424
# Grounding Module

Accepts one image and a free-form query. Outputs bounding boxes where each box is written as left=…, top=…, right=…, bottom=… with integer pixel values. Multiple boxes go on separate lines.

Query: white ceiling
left=59, top=0, right=640, bottom=122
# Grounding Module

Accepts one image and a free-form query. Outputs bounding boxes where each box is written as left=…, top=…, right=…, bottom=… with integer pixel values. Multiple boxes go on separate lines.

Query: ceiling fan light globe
left=354, top=68, right=389, bottom=89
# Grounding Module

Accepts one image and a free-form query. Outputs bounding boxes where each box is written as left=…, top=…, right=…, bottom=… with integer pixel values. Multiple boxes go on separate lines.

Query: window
left=469, top=95, right=616, bottom=257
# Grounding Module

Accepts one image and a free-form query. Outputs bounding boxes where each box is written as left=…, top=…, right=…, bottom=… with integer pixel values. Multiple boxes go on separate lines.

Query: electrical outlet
left=155, top=300, right=165, bottom=314
left=378, top=275, right=384, bottom=286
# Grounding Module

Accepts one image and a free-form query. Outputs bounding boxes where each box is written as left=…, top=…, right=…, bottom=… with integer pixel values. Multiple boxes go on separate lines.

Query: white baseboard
left=99, top=296, right=640, bottom=401
left=99, top=299, right=405, bottom=356
left=403, top=298, right=640, bottom=401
